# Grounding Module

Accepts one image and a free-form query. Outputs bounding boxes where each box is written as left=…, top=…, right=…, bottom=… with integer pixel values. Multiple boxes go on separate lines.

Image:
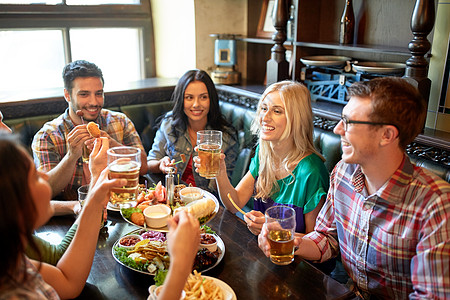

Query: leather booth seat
left=6, top=101, right=449, bottom=192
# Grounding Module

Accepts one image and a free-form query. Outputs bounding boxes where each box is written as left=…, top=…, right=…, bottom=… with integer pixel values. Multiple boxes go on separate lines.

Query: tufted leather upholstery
left=120, top=101, right=173, bottom=153
left=6, top=101, right=449, bottom=186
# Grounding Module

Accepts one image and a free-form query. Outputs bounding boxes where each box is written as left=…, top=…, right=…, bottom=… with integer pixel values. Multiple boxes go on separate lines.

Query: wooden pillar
left=266, top=0, right=289, bottom=86
left=404, top=0, right=436, bottom=105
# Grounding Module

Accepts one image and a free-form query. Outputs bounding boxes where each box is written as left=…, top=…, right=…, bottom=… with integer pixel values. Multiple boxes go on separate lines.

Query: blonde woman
left=196, top=81, right=329, bottom=235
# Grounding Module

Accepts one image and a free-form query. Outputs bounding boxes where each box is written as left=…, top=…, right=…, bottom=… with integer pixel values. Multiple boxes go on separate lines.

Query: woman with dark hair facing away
left=0, top=134, right=126, bottom=299
left=147, top=70, right=238, bottom=193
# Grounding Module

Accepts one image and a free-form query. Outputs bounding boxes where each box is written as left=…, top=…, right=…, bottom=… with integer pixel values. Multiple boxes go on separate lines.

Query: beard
left=73, top=104, right=103, bottom=122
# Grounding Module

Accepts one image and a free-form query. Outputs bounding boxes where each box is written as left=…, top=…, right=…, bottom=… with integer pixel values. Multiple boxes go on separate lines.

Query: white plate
left=202, top=276, right=237, bottom=300
left=107, top=202, right=121, bottom=211
left=147, top=277, right=236, bottom=300
left=300, top=55, right=352, bottom=67
left=112, top=229, right=225, bottom=276
left=352, top=62, right=406, bottom=74
left=120, top=190, right=220, bottom=232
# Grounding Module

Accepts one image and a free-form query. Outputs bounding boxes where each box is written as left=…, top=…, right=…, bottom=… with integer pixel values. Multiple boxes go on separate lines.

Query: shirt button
left=364, top=203, right=371, bottom=210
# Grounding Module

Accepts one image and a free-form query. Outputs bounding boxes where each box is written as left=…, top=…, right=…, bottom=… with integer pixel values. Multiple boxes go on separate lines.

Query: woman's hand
left=193, top=149, right=227, bottom=177
left=167, top=210, right=200, bottom=267
left=89, top=137, right=109, bottom=183
left=85, top=166, right=127, bottom=209
left=159, top=156, right=176, bottom=174
left=244, top=210, right=265, bottom=235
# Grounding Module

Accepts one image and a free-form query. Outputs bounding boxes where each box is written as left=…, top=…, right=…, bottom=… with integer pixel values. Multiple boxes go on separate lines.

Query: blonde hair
left=250, top=80, right=324, bottom=200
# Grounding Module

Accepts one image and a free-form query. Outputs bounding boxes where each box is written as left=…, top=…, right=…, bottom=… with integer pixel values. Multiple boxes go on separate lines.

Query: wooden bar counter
left=36, top=205, right=355, bottom=300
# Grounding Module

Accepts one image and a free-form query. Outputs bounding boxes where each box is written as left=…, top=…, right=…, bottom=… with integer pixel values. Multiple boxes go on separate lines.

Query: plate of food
left=112, top=227, right=225, bottom=277
left=120, top=183, right=219, bottom=232
left=148, top=271, right=236, bottom=300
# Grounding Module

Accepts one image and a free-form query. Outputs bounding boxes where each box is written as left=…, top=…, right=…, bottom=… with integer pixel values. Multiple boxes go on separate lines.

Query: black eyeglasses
left=340, top=116, right=395, bottom=132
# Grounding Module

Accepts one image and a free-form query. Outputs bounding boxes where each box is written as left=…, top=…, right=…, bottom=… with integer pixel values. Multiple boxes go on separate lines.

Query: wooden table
left=36, top=207, right=356, bottom=300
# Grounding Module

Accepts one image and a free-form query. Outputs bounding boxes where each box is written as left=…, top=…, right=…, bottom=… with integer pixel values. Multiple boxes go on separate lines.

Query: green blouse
left=26, top=223, right=78, bottom=265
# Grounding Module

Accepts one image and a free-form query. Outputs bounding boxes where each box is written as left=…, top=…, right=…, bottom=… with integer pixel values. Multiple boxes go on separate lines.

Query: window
left=0, top=1, right=154, bottom=101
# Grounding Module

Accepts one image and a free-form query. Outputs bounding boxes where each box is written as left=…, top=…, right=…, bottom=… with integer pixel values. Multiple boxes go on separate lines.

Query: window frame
left=0, top=1, right=155, bottom=79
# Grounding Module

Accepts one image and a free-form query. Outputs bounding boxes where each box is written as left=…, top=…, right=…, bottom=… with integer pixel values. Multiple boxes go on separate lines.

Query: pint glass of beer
left=107, top=146, right=141, bottom=205
left=265, top=205, right=296, bottom=265
left=197, top=130, right=222, bottom=179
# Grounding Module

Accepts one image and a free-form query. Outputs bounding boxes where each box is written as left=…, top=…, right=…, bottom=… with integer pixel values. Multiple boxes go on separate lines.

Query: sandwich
left=174, top=197, right=216, bottom=224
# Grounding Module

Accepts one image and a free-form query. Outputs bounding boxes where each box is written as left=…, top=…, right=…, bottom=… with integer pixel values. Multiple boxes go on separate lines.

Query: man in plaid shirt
left=259, top=77, right=449, bottom=299
left=32, top=60, right=147, bottom=200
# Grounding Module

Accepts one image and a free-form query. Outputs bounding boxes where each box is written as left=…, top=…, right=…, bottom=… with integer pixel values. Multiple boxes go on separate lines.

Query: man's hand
left=67, top=125, right=91, bottom=159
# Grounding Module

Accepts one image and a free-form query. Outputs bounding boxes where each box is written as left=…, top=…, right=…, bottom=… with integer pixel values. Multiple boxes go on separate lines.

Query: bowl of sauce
left=143, top=204, right=171, bottom=228
left=199, top=233, right=218, bottom=252
left=179, top=187, right=204, bottom=204
left=118, top=234, right=143, bottom=249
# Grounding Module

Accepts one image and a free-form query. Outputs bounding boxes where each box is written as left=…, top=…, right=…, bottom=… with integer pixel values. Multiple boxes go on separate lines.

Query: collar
left=350, top=154, right=414, bottom=204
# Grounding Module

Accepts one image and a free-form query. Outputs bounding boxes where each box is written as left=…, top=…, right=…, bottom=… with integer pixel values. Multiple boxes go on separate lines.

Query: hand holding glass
left=77, top=184, right=105, bottom=228
left=265, top=205, right=296, bottom=265
left=107, top=146, right=141, bottom=205
left=197, top=130, right=222, bottom=179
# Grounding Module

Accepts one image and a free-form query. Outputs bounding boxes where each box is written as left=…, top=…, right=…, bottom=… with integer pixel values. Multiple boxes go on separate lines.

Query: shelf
left=238, top=37, right=410, bottom=57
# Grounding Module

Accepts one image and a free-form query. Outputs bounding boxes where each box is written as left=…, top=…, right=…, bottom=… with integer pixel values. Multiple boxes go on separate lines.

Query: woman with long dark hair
left=147, top=70, right=238, bottom=193
left=0, top=134, right=125, bottom=299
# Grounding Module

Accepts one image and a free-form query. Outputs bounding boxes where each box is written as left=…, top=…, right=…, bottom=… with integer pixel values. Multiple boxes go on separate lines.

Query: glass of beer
left=77, top=184, right=105, bottom=229
left=197, top=130, right=222, bottom=179
left=81, top=144, right=91, bottom=163
left=107, top=146, right=141, bottom=205
left=265, top=205, right=296, bottom=265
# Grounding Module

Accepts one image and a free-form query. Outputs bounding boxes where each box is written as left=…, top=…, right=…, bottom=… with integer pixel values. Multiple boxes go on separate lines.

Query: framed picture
left=257, top=0, right=276, bottom=38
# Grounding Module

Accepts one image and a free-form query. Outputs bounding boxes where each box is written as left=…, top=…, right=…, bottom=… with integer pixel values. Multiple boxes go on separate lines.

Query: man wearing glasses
left=259, top=77, right=450, bottom=299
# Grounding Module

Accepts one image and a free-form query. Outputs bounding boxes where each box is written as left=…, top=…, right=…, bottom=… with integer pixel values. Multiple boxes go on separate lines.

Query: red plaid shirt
left=306, top=155, right=450, bottom=299
left=0, top=257, right=60, bottom=299
left=32, top=108, right=145, bottom=200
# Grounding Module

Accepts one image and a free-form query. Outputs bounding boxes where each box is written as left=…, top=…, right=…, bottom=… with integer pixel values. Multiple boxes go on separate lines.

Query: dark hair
left=0, top=133, right=41, bottom=285
left=165, top=69, right=236, bottom=141
left=62, top=60, right=104, bottom=94
left=347, top=77, right=426, bottom=149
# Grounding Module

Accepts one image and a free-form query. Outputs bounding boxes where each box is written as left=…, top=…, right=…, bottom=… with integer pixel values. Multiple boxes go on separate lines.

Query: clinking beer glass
left=265, top=205, right=296, bottom=265
left=107, top=146, right=141, bottom=205
left=197, top=130, right=222, bottom=179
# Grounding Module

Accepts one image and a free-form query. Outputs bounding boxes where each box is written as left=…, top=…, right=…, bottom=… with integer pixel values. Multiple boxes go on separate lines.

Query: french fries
left=184, top=270, right=223, bottom=300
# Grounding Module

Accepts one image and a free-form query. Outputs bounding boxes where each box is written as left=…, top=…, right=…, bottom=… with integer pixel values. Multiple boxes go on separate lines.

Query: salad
left=112, top=226, right=221, bottom=282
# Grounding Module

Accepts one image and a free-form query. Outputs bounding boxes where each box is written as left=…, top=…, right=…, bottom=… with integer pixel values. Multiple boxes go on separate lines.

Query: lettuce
left=121, top=207, right=142, bottom=220
left=154, top=269, right=168, bottom=286
left=200, top=224, right=215, bottom=234
left=113, top=247, right=149, bottom=272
